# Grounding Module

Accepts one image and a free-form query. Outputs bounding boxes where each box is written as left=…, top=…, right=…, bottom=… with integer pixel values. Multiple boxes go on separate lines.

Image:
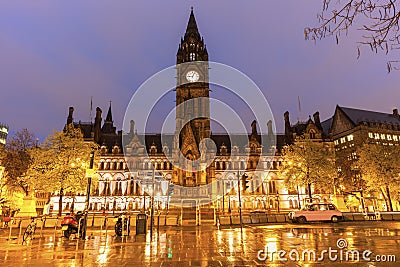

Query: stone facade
left=48, top=11, right=400, bottom=215
left=48, top=10, right=306, bottom=215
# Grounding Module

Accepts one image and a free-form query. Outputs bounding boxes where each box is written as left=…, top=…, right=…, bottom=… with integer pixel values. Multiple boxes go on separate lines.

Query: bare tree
left=305, top=0, right=400, bottom=72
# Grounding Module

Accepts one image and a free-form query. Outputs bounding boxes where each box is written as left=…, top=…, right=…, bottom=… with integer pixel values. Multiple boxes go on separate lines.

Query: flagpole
left=90, top=96, right=93, bottom=121
left=298, top=95, right=302, bottom=122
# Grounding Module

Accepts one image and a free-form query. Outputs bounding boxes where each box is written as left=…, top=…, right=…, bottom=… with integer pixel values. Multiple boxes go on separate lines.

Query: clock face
left=186, top=70, right=199, bottom=82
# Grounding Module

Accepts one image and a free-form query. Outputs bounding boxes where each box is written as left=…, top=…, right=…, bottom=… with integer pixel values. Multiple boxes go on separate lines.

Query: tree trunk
left=380, top=187, right=391, bottom=212
left=386, top=185, right=393, bottom=212
left=58, top=187, right=63, bottom=217
left=307, top=167, right=312, bottom=199
left=359, top=190, right=365, bottom=212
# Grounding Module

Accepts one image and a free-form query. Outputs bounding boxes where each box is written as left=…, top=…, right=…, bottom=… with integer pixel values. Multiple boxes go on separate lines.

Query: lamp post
left=265, top=175, right=270, bottom=212
left=228, top=178, right=232, bottom=213
left=276, top=192, right=280, bottom=213
left=222, top=179, right=225, bottom=213
left=143, top=185, right=146, bottom=212
left=150, top=168, right=155, bottom=240
left=82, top=151, right=95, bottom=240
left=296, top=185, right=301, bottom=209
left=237, top=169, right=243, bottom=232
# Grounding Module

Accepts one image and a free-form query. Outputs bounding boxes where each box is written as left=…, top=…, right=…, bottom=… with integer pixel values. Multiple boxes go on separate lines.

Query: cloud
left=0, top=0, right=399, bottom=139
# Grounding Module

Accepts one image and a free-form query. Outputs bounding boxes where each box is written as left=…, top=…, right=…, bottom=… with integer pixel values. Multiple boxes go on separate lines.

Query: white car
left=288, top=203, right=343, bottom=223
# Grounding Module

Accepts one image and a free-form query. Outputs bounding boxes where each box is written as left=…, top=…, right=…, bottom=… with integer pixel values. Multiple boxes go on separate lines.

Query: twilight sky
left=1, top=1, right=400, bottom=140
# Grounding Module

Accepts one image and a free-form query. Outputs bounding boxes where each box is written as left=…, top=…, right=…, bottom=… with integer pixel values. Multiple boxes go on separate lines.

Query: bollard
left=197, top=207, right=201, bottom=226
left=102, top=216, right=107, bottom=237
left=54, top=218, right=58, bottom=237
left=100, top=216, right=103, bottom=232
left=77, top=217, right=85, bottom=239
left=18, top=219, right=23, bottom=240
left=213, top=209, right=217, bottom=226
left=39, top=217, right=44, bottom=238
left=127, top=216, right=131, bottom=236
left=104, top=217, right=108, bottom=236
left=8, top=223, right=12, bottom=242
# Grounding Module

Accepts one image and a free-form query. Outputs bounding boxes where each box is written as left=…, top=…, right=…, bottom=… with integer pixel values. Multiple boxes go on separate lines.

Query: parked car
left=288, top=203, right=343, bottom=223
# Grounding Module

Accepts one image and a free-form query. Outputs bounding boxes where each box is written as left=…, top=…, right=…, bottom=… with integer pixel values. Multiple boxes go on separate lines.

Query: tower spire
left=105, top=101, right=113, bottom=122
left=185, top=8, right=200, bottom=40
left=102, top=101, right=116, bottom=134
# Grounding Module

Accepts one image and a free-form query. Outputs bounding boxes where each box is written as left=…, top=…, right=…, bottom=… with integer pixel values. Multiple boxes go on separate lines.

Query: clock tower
left=174, top=8, right=211, bottom=186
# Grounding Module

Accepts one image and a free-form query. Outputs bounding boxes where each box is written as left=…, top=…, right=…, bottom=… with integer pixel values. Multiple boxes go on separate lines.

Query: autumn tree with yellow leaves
left=278, top=139, right=337, bottom=199
left=26, top=125, right=98, bottom=216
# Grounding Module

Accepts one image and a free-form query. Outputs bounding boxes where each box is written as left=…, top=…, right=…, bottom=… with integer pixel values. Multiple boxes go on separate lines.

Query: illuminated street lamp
left=264, top=174, right=271, bottom=211
left=81, top=151, right=95, bottom=240
left=276, top=192, right=280, bottom=213
left=150, top=168, right=155, bottom=239
left=221, top=178, right=227, bottom=213
left=236, top=168, right=244, bottom=232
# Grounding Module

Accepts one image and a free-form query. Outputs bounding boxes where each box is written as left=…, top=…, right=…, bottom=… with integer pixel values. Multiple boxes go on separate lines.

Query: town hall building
left=49, top=10, right=305, bottom=216
left=48, top=9, right=400, bottom=216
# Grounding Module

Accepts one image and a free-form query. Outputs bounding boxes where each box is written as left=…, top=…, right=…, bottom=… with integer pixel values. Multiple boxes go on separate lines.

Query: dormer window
left=220, top=144, right=227, bottom=155
left=150, top=144, right=157, bottom=154
left=232, top=145, right=239, bottom=155
left=309, top=130, right=316, bottom=139
left=112, top=145, right=120, bottom=154
left=189, top=53, right=196, bottom=61
left=163, top=145, right=169, bottom=155
left=100, top=145, right=107, bottom=155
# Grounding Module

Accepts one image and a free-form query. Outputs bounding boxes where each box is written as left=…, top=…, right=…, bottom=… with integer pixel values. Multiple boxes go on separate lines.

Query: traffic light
left=241, top=174, right=249, bottom=192
left=168, top=184, right=175, bottom=195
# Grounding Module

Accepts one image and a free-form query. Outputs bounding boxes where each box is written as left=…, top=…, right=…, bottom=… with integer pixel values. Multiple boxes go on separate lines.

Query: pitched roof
left=321, top=117, right=332, bottom=137
left=122, top=133, right=284, bottom=156
left=338, top=105, right=400, bottom=126
left=73, top=122, right=93, bottom=139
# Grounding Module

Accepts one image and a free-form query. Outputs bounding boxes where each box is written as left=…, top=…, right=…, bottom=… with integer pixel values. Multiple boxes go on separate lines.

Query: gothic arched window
left=309, top=130, right=316, bottom=139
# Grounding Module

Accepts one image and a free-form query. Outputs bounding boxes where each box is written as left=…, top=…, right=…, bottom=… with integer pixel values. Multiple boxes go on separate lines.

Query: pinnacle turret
left=105, top=102, right=113, bottom=122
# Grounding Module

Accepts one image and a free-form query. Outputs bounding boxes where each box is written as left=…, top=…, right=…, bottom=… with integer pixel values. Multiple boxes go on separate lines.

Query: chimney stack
left=393, top=108, right=399, bottom=119
left=313, top=111, right=322, bottom=130
left=67, top=107, right=74, bottom=125
left=130, top=120, right=135, bottom=135
left=284, top=111, right=291, bottom=134
left=267, top=120, right=273, bottom=136
left=251, top=120, right=257, bottom=135
left=94, top=107, right=102, bottom=143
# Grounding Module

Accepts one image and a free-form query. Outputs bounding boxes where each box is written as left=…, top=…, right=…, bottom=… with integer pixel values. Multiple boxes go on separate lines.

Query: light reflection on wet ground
left=0, top=221, right=399, bottom=266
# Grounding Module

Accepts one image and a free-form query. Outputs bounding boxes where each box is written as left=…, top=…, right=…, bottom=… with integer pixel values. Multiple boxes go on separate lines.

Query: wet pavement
left=0, top=221, right=399, bottom=266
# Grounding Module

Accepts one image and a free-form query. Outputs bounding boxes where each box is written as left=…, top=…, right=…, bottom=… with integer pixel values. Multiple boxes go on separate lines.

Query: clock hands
left=186, top=71, right=199, bottom=82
